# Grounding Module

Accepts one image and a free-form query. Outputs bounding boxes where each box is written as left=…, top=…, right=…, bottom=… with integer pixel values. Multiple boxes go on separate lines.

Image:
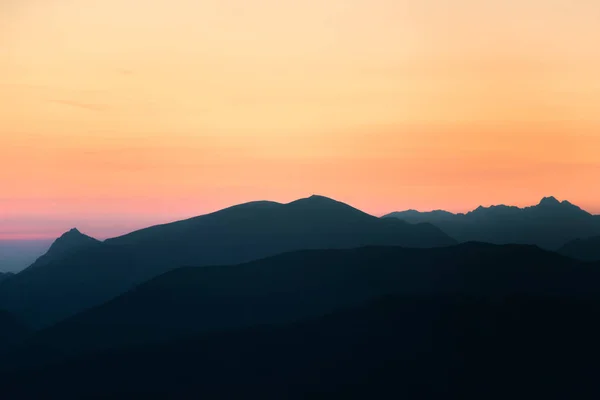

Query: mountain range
left=384, top=196, right=600, bottom=250
left=0, top=195, right=454, bottom=328
left=2, top=194, right=600, bottom=398
left=2, top=243, right=600, bottom=398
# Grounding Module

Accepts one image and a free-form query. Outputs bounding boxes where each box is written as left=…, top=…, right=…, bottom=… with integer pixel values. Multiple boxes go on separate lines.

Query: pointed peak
left=26, top=228, right=101, bottom=270
left=539, top=196, right=560, bottom=206
left=471, top=205, right=492, bottom=214
left=533, top=196, right=589, bottom=215
left=54, top=228, right=98, bottom=245
left=58, top=228, right=86, bottom=240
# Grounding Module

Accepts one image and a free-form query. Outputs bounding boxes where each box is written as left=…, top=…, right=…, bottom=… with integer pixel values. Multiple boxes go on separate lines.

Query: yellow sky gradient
left=1, top=0, right=600, bottom=238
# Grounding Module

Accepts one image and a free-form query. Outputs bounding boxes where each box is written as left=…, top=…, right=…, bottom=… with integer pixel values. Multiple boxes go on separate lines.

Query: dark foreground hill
left=384, top=196, right=600, bottom=250
left=2, top=294, right=600, bottom=399
left=0, top=195, right=454, bottom=328
left=3, top=243, right=599, bottom=373
left=559, top=236, right=600, bottom=261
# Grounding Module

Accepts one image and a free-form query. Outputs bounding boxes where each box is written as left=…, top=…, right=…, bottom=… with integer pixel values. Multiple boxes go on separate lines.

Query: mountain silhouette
left=2, top=245, right=600, bottom=398
left=105, top=195, right=454, bottom=252
left=559, top=235, right=600, bottom=261
left=384, top=196, right=600, bottom=249
left=4, top=242, right=598, bottom=370
left=0, top=195, right=455, bottom=328
left=26, top=228, right=101, bottom=271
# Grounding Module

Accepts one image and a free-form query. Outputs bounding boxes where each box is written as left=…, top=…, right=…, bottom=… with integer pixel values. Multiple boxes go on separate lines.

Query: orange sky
left=1, top=0, right=600, bottom=239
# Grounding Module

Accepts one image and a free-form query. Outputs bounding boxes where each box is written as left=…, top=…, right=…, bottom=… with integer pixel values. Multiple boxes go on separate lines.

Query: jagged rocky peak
left=46, top=228, right=100, bottom=255
left=63, top=227, right=82, bottom=237
left=536, top=196, right=586, bottom=213
left=539, top=196, right=561, bottom=206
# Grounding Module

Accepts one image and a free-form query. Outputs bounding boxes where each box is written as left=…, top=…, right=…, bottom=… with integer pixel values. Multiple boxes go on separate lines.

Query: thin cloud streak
left=48, top=100, right=108, bottom=112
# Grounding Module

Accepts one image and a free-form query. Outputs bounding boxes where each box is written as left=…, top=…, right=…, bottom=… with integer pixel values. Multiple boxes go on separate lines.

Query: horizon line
left=1, top=194, right=597, bottom=242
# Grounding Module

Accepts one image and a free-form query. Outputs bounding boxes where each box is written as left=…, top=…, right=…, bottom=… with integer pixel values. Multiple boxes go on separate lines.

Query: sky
left=1, top=0, right=600, bottom=240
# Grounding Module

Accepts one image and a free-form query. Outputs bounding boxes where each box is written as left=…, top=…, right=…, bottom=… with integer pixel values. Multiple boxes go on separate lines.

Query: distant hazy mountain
left=559, top=236, right=600, bottom=261
left=0, top=240, right=52, bottom=273
left=5, top=242, right=596, bottom=369
left=384, top=196, right=600, bottom=249
left=3, top=244, right=600, bottom=399
left=0, top=195, right=455, bottom=327
left=0, top=273, right=14, bottom=284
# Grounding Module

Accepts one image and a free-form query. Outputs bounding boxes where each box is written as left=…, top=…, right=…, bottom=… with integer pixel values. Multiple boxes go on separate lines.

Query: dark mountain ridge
left=4, top=242, right=598, bottom=371
left=105, top=195, right=453, bottom=253
left=384, top=196, right=600, bottom=249
left=0, top=195, right=455, bottom=328
left=3, top=244, right=600, bottom=398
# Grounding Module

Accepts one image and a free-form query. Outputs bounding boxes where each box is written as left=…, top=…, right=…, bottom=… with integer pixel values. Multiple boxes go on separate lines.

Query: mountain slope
left=3, top=295, right=600, bottom=398
left=6, top=242, right=597, bottom=369
left=384, top=196, right=600, bottom=249
left=0, top=195, right=455, bottom=327
left=559, top=235, right=600, bottom=261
